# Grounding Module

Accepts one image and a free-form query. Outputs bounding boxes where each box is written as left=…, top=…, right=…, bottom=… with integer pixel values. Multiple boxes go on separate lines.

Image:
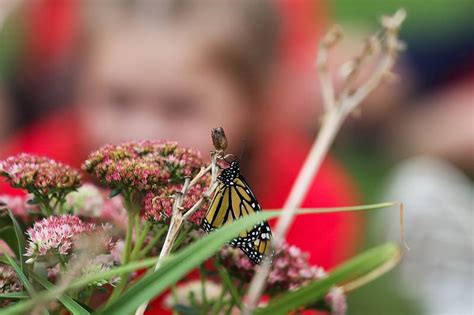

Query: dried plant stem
left=244, top=109, right=342, bottom=312
left=135, top=151, right=221, bottom=315
left=244, top=9, right=406, bottom=313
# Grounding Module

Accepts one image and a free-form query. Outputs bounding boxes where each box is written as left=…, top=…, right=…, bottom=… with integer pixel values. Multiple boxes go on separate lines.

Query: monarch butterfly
left=202, top=159, right=272, bottom=264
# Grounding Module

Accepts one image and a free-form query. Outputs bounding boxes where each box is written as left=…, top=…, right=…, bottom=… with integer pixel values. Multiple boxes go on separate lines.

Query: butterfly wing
left=202, top=161, right=273, bottom=264
left=230, top=176, right=273, bottom=264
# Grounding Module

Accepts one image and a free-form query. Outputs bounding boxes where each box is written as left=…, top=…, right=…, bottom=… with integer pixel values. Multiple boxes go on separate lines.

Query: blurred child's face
left=78, top=25, right=253, bottom=156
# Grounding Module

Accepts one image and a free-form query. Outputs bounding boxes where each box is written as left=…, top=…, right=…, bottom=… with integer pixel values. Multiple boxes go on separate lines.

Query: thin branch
left=190, top=164, right=212, bottom=188
left=183, top=181, right=219, bottom=220
left=244, top=9, right=406, bottom=313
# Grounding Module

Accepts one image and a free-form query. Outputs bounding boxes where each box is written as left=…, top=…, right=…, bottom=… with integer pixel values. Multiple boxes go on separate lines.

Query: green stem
left=130, top=221, right=151, bottom=261
left=57, top=254, right=67, bottom=271
left=106, top=191, right=139, bottom=306
left=210, top=283, right=227, bottom=315
left=200, top=265, right=209, bottom=313
left=225, top=282, right=245, bottom=315
left=35, top=193, right=53, bottom=216
left=216, top=261, right=242, bottom=310
left=51, top=192, right=63, bottom=214
left=58, top=192, right=67, bottom=214
left=138, top=226, right=167, bottom=259
left=122, top=212, right=136, bottom=265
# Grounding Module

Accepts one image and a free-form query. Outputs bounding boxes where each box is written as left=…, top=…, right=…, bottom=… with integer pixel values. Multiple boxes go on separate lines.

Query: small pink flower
left=142, top=177, right=210, bottom=226
left=0, top=154, right=81, bottom=193
left=82, top=141, right=204, bottom=192
left=25, top=215, right=96, bottom=263
left=220, top=242, right=346, bottom=314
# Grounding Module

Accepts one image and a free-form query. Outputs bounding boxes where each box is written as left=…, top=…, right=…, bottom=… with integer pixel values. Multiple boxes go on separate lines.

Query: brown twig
left=244, top=9, right=406, bottom=313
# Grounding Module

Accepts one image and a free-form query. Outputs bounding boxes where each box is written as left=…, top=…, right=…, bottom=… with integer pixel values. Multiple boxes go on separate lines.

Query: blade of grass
left=31, top=273, right=90, bottom=315
left=2, top=252, right=35, bottom=296
left=6, top=209, right=27, bottom=272
left=0, top=291, right=29, bottom=299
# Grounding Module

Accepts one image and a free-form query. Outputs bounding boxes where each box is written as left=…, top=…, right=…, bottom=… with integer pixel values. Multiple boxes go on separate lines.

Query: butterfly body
left=202, top=160, right=272, bottom=264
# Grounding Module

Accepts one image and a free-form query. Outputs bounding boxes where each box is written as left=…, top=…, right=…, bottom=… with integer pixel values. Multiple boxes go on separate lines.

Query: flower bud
left=211, top=127, right=228, bottom=151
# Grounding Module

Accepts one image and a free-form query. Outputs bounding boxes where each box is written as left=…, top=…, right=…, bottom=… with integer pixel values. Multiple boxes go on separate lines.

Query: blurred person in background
left=0, top=0, right=361, bottom=288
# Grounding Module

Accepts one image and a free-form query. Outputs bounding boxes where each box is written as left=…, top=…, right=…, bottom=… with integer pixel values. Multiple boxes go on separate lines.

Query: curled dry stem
left=244, top=9, right=407, bottom=313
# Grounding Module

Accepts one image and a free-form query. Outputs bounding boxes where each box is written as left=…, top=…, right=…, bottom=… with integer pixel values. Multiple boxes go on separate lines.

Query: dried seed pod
left=211, top=127, right=228, bottom=151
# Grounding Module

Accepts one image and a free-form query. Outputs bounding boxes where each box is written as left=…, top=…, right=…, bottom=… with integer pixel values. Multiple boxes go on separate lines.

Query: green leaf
left=108, top=188, right=122, bottom=198
left=6, top=209, right=27, bottom=272
left=254, top=243, right=401, bottom=315
left=31, top=273, right=90, bottom=315
left=2, top=252, right=35, bottom=297
left=0, top=291, right=29, bottom=299
left=216, top=261, right=242, bottom=309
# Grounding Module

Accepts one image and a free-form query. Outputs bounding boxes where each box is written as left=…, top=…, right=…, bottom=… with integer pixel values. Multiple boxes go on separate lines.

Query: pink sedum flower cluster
left=25, top=215, right=96, bottom=263
left=142, top=178, right=209, bottom=225
left=82, top=141, right=204, bottom=192
left=0, top=154, right=81, bottom=193
left=220, top=242, right=347, bottom=314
